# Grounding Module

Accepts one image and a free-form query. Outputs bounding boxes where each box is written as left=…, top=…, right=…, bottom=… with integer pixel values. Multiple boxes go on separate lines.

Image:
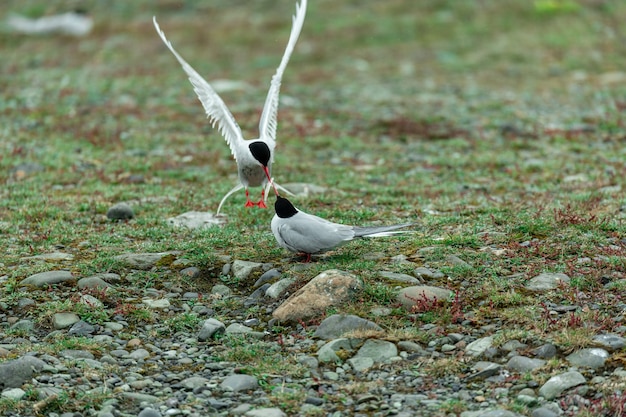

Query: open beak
left=263, top=166, right=280, bottom=196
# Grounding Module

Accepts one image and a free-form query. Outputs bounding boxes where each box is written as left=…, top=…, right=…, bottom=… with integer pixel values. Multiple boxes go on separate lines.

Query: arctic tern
left=271, top=196, right=413, bottom=262
left=153, top=0, right=306, bottom=215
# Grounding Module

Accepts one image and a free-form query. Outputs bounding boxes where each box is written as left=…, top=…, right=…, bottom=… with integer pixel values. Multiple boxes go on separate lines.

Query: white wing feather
left=258, top=0, right=307, bottom=148
left=153, top=17, right=246, bottom=161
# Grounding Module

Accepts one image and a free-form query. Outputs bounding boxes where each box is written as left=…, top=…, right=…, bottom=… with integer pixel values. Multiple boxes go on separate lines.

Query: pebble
left=106, top=202, right=134, bottom=220
left=506, top=356, right=546, bottom=372
left=538, top=371, right=586, bottom=399
left=592, top=334, right=625, bottom=351
left=313, top=314, right=382, bottom=340
left=167, top=211, right=225, bottom=229
left=525, top=273, right=570, bottom=291
left=566, top=348, right=609, bottom=369
left=397, top=285, right=453, bottom=310
left=198, top=318, right=226, bottom=341
left=379, top=271, right=420, bottom=284
left=19, top=270, right=74, bottom=287
left=465, top=337, right=493, bottom=357
left=232, top=260, right=264, bottom=280
left=221, top=374, right=258, bottom=392
left=265, top=278, right=295, bottom=299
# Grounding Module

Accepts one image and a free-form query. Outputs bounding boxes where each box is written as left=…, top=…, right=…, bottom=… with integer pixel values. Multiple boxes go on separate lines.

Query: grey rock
left=77, top=276, right=112, bottom=290
left=501, top=340, right=527, bottom=351
left=61, top=349, right=95, bottom=360
left=10, top=319, right=34, bottom=332
left=354, top=339, right=398, bottom=363
left=254, top=268, right=282, bottom=288
left=180, top=376, right=209, bottom=390
left=211, top=284, right=232, bottom=297
left=531, top=407, right=559, bottom=417
left=525, top=273, right=570, bottom=291
left=397, top=285, right=453, bottom=311
left=198, top=318, right=226, bottom=341
left=142, top=299, right=170, bottom=309
left=466, top=362, right=502, bottom=381
left=120, top=392, right=160, bottom=403
left=379, top=271, right=420, bottom=284
left=20, top=270, right=74, bottom=287
left=313, top=314, right=383, bottom=340
left=21, top=251, right=74, bottom=261
left=115, top=252, right=181, bottom=269
left=129, top=349, right=150, bottom=361
left=137, top=408, right=161, bottom=417
left=506, top=356, right=546, bottom=372
left=592, top=334, right=625, bottom=351
left=221, top=374, right=258, bottom=392
left=273, top=270, right=362, bottom=323
left=413, top=267, right=444, bottom=279
left=244, top=408, right=287, bottom=417
left=533, top=343, right=557, bottom=359
left=566, top=348, right=609, bottom=369
left=317, top=338, right=362, bottom=363
left=167, top=211, right=225, bottom=229
left=53, top=312, right=80, bottom=330
left=465, top=336, right=493, bottom=357
left=225, top=323, right=265, bottom=339
left=538, top=371, right=586, bottom=399
left=68, top=320, right=96, bottom=336
left=80, top=294, right=104, bottom=308
left=232, top=260, right=264, bottom=280
left=1, top=388, right=26, bottom=400
left=180, top=267, right=200, bottom=278
left=397, top=341, right=425, bottom=354
left=472, top=411, right=523, bottom=417
left=265, top=278, right=295, bottom=299
left=106, top=202, right=134, bottom=220
left=347, top=356, right=374, bottom=372
left=17, top=298, right=36, bottom=309
left=0, top=356, right=46, bottom=389
left=446, top=255, right=471, bottom=268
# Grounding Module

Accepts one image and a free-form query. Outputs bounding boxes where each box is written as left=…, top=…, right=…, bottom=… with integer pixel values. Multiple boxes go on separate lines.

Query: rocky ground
left=2, top=244, right=626, bottom=417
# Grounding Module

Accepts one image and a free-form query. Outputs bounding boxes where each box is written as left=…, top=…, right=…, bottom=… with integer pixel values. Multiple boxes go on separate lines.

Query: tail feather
left=353, top=223, right=414, bottom=238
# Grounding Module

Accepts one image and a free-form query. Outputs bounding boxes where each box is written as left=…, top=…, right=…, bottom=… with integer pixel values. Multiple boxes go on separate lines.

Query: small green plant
left=161, top=312, right=202, bottom=334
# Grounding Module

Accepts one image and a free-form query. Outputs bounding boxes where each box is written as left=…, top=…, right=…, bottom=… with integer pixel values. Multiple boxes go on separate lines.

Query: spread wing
left=258, top=0, right=307, bottom=148
left=273, top=211, right=354, bottom=254
left=153, top=17, right=246, bottom=161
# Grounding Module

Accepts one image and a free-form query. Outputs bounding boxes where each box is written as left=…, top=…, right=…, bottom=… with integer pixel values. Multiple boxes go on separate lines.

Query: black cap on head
left=274, top=196, right=298, bottom=218
left=249, top=141, right=271, bottom=167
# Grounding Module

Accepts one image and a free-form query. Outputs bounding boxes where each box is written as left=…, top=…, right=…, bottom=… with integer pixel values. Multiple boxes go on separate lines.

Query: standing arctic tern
left=153, top=0, right=306, bottom=215
left=272, top=196, right=413, bottom=261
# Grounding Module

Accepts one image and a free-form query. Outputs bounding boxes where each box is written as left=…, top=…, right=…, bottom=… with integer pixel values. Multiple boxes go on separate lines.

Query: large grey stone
left=465, top=336, right=493, bottom=357
left=0, top=356, right=46, bottom=389
left=20, top=270, right=74, bottom=287
left=232, top=260, right=264, bottom=280
left=566, top=348, right=609, bottom=369
left=53, top=312, right=80, bottom=330
left=317, top=338, right=362, bottom=363
left=198, top=318, right=226, bottom=342
left=354, top=339, right=398, bottom=363
left=77, top=276, right=112, bottom=290
left=538, top=371, right=586, bottom=399
left=244, top=408, right=287, bottom=417
left=265, top=278, right=295, bottom=299
left=592, top=334, right=625, bottom=351
left=506, top=356, right=546, bottom=372
left=115, top=252, right=181, bottom=270
left=525, top=273, right=570, bottom=291
left=379, top=271, right=420, bottom=284
left=198, top=318, right=226, bottom=341
left=106, top=202, right=134, bottom=220
left=397, top=286, right=453, bottom=311
left=167, top=211, right=225, bottom=229
left=313, top=314, right=383, bottom=340
left=273, top=270, right=362, bottom=322
left=221, top=374, right=258, bottom=392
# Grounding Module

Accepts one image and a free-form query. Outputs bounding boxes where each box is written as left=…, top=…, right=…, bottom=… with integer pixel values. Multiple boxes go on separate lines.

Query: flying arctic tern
left=271, top=196, right=414, bottom=262
left=153, top=0, right=306, bottom=215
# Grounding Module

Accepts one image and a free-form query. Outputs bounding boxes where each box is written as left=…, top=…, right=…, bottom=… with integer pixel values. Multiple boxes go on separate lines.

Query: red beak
left=263, top=166, right=280, bottom=196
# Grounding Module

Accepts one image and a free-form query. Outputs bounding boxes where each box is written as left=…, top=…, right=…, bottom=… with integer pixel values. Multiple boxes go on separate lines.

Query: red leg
left=256, top=189, right=267, bottom=208
left=244, top=189, right=255, bottom=208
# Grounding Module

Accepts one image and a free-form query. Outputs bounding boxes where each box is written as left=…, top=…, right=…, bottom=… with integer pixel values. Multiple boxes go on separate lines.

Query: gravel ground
left=2, top=249, right=625, bottom=417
